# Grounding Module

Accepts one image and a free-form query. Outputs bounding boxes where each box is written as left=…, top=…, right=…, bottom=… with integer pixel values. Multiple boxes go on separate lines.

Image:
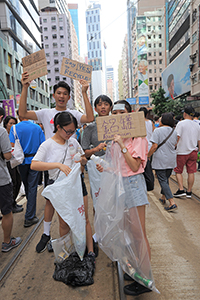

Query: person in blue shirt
left=9, top=112, right=45, bottom=227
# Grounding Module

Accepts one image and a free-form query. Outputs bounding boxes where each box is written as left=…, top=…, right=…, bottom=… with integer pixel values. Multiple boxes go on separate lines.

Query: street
left=0, top=170, right=200, bottom=300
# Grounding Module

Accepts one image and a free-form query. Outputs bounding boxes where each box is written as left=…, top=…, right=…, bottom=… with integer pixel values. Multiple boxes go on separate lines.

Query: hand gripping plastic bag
left=42, top=163, right=86, bottom=260
left=94, top=143, right=159, bottom=293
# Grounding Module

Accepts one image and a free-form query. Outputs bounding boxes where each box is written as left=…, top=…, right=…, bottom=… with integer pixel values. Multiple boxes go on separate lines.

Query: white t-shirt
left=32, top=137, right=84, bottom=180
left=176, top=119, right=200, bottom=155
left=35, top=108, right=83, bottom=140
left=145, top=119, right=153, bottom=151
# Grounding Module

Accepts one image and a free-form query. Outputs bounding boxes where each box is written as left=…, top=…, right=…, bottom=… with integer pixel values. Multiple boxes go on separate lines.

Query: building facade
left=40, top=5, right=82, bottom=110
left=0, top=0, right=49, bottom=109
left=68, top=3, right=80, bottom=55
left=85, top=2, right=106, bottom=106
left=190, top=0, right=200, bottom=98
left=131, top=9, right=165, bottom=107
left=166, top=0, right=190, bottom=64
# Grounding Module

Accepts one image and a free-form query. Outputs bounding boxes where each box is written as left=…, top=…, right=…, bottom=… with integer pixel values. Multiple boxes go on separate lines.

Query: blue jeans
left=19, top=164, right=39, bottom=220
left=155, top=169, right=173, bottom=200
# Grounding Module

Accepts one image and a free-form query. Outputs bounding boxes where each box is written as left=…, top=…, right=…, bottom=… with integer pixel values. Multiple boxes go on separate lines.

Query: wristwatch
left=121, top=147, right=128, bottom=154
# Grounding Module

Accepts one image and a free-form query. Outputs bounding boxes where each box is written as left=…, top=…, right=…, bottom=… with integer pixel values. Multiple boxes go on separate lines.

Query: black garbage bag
left=53, top=252, right=95, bottom=286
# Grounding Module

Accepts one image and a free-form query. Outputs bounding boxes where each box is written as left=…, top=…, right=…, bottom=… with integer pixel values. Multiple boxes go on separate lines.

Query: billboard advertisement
left=136, top=16, right=149, bottom=105
left=162, top=45, right=191, bottom=99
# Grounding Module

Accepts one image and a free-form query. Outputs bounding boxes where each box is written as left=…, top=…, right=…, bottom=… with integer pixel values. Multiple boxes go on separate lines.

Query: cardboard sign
left=60, top=57, right=92, bottom=82
left=96, top=111, right=146, bottom=141
left=22, top=49, right=48, bottom=83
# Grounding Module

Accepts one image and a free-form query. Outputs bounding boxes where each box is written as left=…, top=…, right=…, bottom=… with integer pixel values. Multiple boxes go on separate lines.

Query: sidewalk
left=171, top=166, right=200, bottom=198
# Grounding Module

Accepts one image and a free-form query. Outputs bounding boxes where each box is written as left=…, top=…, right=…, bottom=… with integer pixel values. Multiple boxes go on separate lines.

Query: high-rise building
left=132, top=9, right=165, bottom=106
left=138, top=0, right=165, bottom=15
left=166, top=0, right=190, bottom=64
left=106, top=65, right=115, bottom=102
left=39, top=2, right=82, bottom=110
left=190, top=0, right=200, bottom=98
left=68, top=3, right=80, bottom=55
left=0, top=0, right=49, bottom=109
left=85, top=2, right=106, bottom=106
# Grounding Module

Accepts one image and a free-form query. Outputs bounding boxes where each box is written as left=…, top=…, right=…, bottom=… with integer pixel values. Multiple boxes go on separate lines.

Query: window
left=6, top=73, right=11, bottom=89
left=154, top=60, right=156, bottom=65
left=46, top=53, right=50, bottom=57
left=154, top=43, right=156, bottom=48
left=154, top=69, right=156, bottom=73
left=149, top=77, right=152, bottom=82
left=149, top=69, right=152, bottom=73
left=45, top=44, right=49, bottom=49
left=51, top=17, right=56, bottom=22
left=192, top=32, right=197, bottom=44
left=60, top=35, right=64, bottom=39
left=159, top=68, right=162, bottom=73
left=52, top=25, right=56, bottom=30
left=158, top=25, right=161, bottom=30
left=53, top=51, right=58, bottom=56
left=148, top=44, right=151, bottom=48
left=53, top=43, right=57, bottom=48
left=59, top=17, right=63, bottom=22
left=61, top=52, right=65, bottom=56
left=159, top=43, right=162, bottom=47
left=148, top=26, right=151, bottom=32
left=192, top=73, right=197, bottom=84
left=159, top=52, right=162, bottom=56
left=93, top=42, right=95, bottom=49
left=47, top=61, right=50, bottom=65
left=96, top=51, right=98, bottom=57
left=159, top=34, right=162, bottom=39
left=154, top=77, right=157, bottom=81
left=62, top=77, right=66, bottom=80
left=48, top=78, right=51, bottom=82
left=159, top=59, right=162, bottom=64
left=154, top=52, right=156, bottom=56
left=94, top=16, right=96, bottom=22
left=92, top=25, right=94, bottom=31
left=48, top=70, right=51, bottom=73
left=148, top=52, right=152, bottom=57
left=55, top=76, right=60, bottom=81
left=43, top=19, right=47, bottom=23
left=44, top=36, right=48, bottom=40
left=55, top=68, right=59, bottom=72
left=44, top=27, right=47, bottom=31
left=149, top=61, right=152, bottom=65
left=54, top=59, right=59, bottom=64
left=61, top=44, right=64, bottom=48
left=17, top=80, right=22, bottom=93
left=59, top=26, right=63, bottom=30
left=96, top=24, right=98, bottom=30
left=150, top=85, right=153, bottom=91
left=52, top=34, right=57, bottom=39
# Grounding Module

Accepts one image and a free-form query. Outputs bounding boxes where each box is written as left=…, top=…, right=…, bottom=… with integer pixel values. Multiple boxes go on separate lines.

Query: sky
left=68, top=0, right=128, bottom=80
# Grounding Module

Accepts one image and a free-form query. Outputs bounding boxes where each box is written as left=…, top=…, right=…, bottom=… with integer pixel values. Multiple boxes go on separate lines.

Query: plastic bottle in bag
left=73, top=146, right=82, bottom=162
left=122, top=257, right=153, bottom=289
left=69, top=143, right=76, bottom=159
left=90, top=154, right=108, bottom=168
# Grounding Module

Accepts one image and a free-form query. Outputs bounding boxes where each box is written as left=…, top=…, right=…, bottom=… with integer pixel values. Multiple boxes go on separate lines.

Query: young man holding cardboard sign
left=19, top=71, right=94, bottom=253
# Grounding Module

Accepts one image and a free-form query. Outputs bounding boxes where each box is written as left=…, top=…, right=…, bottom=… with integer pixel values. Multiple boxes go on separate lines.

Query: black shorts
left=81, top=173, right=88, bottom=197
left=45, top=173, right=88, bottom=197
left=0, top=182, right=13, bottom=215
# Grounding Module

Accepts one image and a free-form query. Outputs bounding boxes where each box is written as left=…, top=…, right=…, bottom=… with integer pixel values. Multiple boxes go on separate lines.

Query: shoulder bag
left=10, top=125, right=24, bottom=169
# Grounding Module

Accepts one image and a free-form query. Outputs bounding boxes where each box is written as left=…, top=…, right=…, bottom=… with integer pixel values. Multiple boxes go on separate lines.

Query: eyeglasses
left=61, top=127, right=75, bottom=135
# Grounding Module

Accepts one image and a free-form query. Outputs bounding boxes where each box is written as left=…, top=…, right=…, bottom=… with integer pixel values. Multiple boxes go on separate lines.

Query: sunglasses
left=61, top=127, right=75, bottom=135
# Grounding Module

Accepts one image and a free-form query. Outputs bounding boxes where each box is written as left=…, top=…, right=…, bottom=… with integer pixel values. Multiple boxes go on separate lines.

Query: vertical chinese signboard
left=136, top=16, right=149, bottom=105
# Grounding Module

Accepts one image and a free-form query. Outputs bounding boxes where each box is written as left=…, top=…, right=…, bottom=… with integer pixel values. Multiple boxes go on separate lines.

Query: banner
left=3, top=99, right=15, bottom=117
left=60, top=57, right=92, bottom=82
left=136, top=16, right=149, bottom=105
left=22, top=49, right=47, bottom=83
left=96, top=112, right=146, bottom=141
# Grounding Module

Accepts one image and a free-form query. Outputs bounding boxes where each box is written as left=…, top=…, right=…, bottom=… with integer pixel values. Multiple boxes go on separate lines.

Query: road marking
left=148, top=192, right=174, bottom=222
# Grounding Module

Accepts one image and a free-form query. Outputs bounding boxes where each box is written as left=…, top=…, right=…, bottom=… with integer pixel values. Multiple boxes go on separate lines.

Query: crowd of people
left=1, top=72, right=200, bottom=296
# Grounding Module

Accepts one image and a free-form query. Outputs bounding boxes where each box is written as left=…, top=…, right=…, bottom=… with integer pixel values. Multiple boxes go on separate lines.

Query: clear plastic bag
left=42, top=163, right=86, bottom=260
left=94, top=142, right=159, bottom=293
left=51, top=231, right=75, bottom=263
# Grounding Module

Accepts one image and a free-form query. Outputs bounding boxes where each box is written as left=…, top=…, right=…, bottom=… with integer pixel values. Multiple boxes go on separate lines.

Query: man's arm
left=18, top=72, right=38, bottom=120
left=84, top=143, right=106, bottom=158
left=147, top=143, right=158, bottom=158
left=79, top=80, right=94, bottom=123
left=3, top=151, right=12, bottom=160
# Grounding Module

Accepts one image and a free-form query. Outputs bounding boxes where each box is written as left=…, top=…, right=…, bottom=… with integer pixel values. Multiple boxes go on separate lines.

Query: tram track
left=0, top=215, right=44, bottom=284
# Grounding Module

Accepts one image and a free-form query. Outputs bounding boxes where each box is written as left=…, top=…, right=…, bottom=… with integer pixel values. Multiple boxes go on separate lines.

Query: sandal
left=159, top=198, right=166, bottom=204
